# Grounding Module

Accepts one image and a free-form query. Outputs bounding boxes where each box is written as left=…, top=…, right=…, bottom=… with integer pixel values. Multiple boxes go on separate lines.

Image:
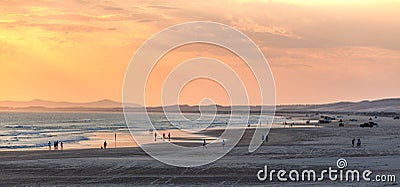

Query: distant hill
left=0, top=98, right=398, bottom=114
left=277, top=98, right=400, bottom=113
left=0, top=99, right=140, bottom=108
left=154, top=98, right=400, bottom=114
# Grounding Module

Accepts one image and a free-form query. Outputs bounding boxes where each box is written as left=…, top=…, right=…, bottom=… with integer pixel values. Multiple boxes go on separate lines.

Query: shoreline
left=0, top=125, right=320, bottom=153
left=0, top=124, right=321, bottom=152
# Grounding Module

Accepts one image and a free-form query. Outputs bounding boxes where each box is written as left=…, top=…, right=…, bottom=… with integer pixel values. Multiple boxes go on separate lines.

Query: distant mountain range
left=0, top=98, right=399, bottom=114
left=277, top=98, right=400, bottom=113
left=0, top=99, right=140, bottom=108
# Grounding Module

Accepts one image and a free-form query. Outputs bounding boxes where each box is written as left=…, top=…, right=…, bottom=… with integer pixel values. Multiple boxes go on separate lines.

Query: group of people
left=48, top=141, right=63, bottom=150
left=352, top=138, right=362, bottom=147
left=154, top=132, right=171, bottom=141
left=283, top=121, right=294, bottom=128
left=100, top=133, right=117, bottom=149
left=202, top=139, right=226, bottom=149
left=153, top=132, right=227, bottom=149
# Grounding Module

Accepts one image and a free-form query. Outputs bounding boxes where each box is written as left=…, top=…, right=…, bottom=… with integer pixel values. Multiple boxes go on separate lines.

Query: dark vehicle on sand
left=318, top=119, right=331, bottom=124
left=360, top=122, right=378, bottom=128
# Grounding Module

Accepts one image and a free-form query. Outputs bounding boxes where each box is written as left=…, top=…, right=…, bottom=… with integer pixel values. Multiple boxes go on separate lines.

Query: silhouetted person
left=357, top=139, right=361, bottom=147
left=48, top=141, right=51, bottom=150
left=114, top=133, right=117, bottom=148
left=60, top=142, right=63, bottom=150
left=168, top=132, right=170, bottom=141
left=203, top=139, right=207, bottom=149
left=352, top=139, right=355, bottom=147
left=266, top=135, right=269, bottom=142
left=104, top=140, right=107, bottom=149
left=222, top=139, right=225, bottom=149
left=154, top=132, right=157, bottom=141
left=163, top=133, right=165, bottom=141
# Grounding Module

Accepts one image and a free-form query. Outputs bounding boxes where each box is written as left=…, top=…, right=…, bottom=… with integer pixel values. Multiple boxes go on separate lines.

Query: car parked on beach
left=318, top=119, right=331, bottom=124
left=360, top=122, right=378, bottom=128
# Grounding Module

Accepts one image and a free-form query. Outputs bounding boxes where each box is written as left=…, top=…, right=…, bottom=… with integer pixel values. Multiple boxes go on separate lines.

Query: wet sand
left=0, top=114, right=399, bottom=186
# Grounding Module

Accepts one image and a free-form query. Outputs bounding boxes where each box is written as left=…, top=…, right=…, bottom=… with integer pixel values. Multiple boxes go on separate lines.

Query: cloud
left=1, top=0, right=399, bottom=104
left=271, top=63, right=312, bottom=68
left=147, top=5, right=180, bottom=10
left=229, top=16, right=301, bottom=39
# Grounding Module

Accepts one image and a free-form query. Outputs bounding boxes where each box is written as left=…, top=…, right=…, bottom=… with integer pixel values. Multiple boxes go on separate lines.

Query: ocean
left=0, top=111, right=289, bottom=150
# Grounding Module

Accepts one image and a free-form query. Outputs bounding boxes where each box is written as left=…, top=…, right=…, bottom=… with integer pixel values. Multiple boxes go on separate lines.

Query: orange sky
left=0, top=0, right=399, bottom=105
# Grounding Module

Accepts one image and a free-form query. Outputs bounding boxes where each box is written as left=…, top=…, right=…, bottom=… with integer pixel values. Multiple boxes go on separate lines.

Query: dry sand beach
left=0, top=114, right=399, bottom=186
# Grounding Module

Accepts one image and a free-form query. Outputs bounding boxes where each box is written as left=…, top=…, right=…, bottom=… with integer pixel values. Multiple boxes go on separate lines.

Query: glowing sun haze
left=0, top=0, right=399, bottom=105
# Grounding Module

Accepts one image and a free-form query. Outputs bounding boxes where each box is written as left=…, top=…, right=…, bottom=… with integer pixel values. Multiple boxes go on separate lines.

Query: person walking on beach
left=203, top=139, right=207, bottom=149
left=154, top=132, right=157, bottom=141
left=114, top=133, right=117, bottom=148
left=352, top=138, right=355, bottom=147
left=104, top=140, right=107, bottom=149
left=60, top=141, right=63, bottom=150
left=163, top=133, right=165, bottom=141
left=48, top=141, right=51, bottom=150
left=168, top=132, right=170, bottom=141
left=266, top=135, right=269, bottom=142
left=357, top=139, right=361, bottom=147
left=222, top=139, right=225, bottom=149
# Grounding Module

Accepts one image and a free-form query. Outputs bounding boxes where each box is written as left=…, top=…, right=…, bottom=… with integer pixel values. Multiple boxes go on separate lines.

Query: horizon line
left=0, top=96, right=399, bottom=107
